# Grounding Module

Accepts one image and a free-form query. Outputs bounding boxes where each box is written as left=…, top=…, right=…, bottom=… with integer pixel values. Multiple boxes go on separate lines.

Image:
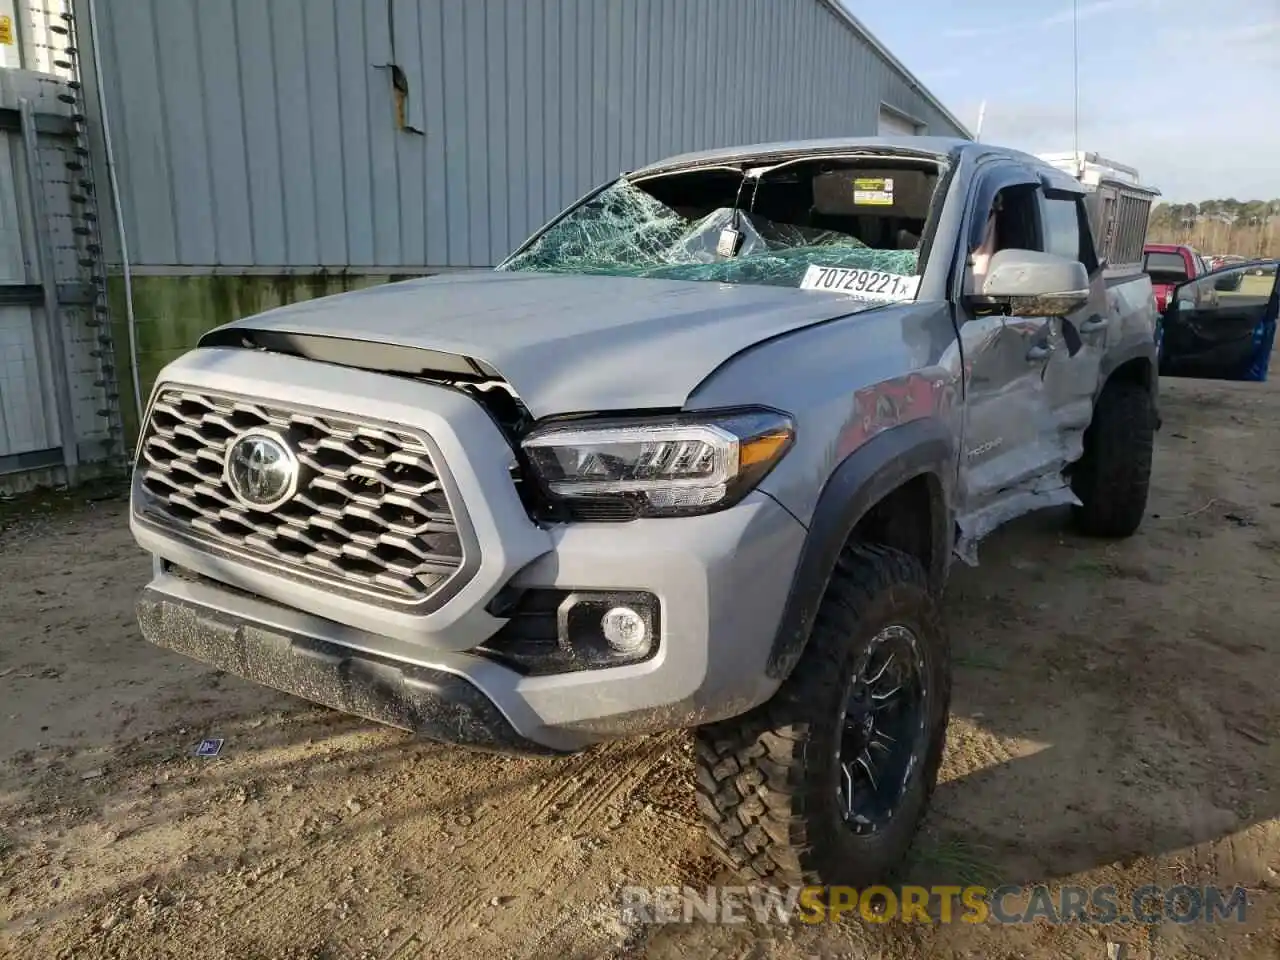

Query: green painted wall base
left=108, top=272, right=417, bottom=443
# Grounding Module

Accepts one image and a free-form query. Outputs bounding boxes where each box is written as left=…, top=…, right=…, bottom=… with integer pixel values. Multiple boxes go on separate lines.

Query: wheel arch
left=765, top=418, right=954, bottom=681
left=1098, top=345, right=1160, bottom=429
left=1104, top=354, right=1155, bottom=392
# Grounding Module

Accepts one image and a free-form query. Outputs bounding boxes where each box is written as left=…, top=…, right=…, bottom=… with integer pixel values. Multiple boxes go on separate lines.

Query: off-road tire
left=1070, top=378, right=1154, bottom=538
left=693, top=544, right=950, bottom=887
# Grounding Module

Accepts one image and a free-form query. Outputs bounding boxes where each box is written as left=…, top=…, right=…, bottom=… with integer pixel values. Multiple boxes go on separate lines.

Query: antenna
left=1072, top=0, right=1080, bottom=164
left=975, top=100, right=986, bottom=142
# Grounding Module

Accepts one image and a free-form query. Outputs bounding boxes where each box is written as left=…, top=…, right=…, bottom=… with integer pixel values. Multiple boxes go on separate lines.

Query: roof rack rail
left=1036, top=150, right=1147, bottom=188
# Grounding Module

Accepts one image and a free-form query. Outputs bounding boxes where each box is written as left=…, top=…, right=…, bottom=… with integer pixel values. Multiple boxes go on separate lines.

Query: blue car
left=1157, top=259, right=1279, bottom=382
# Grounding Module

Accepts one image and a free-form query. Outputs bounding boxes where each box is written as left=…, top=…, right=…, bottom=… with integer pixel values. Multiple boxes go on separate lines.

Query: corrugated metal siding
left=80, top=0, right=967, bottom=270
left=18, top=0, right=78, bottom=80
left=0, top=67, right=117, bottom=477
left=0, top=119, right=52, bottom=460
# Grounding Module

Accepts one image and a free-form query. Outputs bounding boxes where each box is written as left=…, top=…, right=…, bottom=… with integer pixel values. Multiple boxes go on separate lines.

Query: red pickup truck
left=1143, top=243, right=1210, bottom=311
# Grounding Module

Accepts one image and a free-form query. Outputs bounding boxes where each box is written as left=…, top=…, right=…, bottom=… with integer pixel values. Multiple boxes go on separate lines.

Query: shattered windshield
left=498, top=165, right=935, bottom=291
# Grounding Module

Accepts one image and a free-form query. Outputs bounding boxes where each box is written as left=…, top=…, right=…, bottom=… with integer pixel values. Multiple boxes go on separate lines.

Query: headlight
left=521, top=407, right=795, bottom=519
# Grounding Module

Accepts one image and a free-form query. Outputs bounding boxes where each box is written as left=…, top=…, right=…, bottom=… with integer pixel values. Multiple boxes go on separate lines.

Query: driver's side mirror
left=966, top=248, right=1090, bottom=317
left=1213, top=273, right=1242, bottom=292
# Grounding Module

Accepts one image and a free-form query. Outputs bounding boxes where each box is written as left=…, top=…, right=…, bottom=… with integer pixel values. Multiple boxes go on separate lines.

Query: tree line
left=1146, top=199, right=1280, bottom=258
left=1150, top=199, right=1280, bottom=227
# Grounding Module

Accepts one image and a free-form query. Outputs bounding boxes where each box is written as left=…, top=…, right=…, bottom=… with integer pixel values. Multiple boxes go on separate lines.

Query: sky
left=844, top=0, right=1280, bottom=202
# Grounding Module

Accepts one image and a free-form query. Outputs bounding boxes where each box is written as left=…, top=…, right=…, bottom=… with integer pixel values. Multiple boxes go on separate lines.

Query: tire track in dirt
left=385, top=737, right=689, bottom=955
left=558, top=736, right=685, bottom=833
left=209, top=745, right=526, bottom=957
left=118, top=732, right=670, bottom=959
left=60, top=721, right=660, bottom=960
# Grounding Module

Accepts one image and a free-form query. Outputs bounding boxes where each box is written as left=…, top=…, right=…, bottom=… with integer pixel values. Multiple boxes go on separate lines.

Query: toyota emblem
left=223, top=431, right=299, bottom=511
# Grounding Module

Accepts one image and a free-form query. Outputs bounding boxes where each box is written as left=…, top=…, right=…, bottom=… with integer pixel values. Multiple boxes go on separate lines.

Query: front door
left=954, top=170, right=1060, bottom=555
left=1160, top=262, right=1279, bottom=381
left=1038, top=189, right=1108, bottom=465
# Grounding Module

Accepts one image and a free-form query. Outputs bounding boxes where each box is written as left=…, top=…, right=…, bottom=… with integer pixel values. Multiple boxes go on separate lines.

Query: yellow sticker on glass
left=853, top=177, right=894, bottom=206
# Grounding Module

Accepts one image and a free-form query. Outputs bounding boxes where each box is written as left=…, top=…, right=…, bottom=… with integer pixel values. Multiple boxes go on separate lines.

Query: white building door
left=878, top=107, right=921, bottom=136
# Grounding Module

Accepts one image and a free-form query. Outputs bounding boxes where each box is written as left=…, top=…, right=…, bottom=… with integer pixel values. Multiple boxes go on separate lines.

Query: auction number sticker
left=800, top=265, right=921, bottom=302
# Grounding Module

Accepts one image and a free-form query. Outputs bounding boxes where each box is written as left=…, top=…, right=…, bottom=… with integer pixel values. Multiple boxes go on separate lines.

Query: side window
left=1178, top=267, right=1235, bottom=308
left=1176, top=274, right=1205, bottom=306
left=1143, top=250, right=1192, bottom=286
left=966, top=167, right=1042, bottom=254
left=1040, top=192, right=1097, bottom=271
left=1182, top=262, right=1278, bottom=308
left=1041, top=195, right=1081, bottom=261
left=985, top=185, right=1041, bottom=254
left=1076, top=200, right=1100, bottom=273
left=966, top=182, right=1041, bottom=297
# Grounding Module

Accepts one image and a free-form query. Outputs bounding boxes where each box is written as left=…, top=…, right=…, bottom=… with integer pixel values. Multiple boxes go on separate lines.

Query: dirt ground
left=2, top=376, right=1278, bottom=960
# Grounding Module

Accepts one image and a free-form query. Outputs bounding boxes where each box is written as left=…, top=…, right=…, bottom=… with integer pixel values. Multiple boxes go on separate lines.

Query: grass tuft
left=953, top=652, right=1004, bottom=671
left=907, top=835, right=1003, bottom=887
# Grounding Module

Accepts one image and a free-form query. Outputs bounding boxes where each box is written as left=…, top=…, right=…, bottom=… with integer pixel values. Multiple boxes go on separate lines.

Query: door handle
left=1026, top=342, right=1054, bottom=362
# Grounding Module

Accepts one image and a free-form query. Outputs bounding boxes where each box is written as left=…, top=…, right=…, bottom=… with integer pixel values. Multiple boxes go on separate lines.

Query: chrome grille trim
left=134, top=387, right=467, bottom=607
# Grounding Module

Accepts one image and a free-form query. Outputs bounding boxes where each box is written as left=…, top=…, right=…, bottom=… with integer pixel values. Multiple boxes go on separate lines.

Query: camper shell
left=1038, top=151, right=1161, bottom=275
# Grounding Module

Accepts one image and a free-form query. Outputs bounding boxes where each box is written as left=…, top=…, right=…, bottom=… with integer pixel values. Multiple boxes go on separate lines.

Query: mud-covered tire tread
left=693, top=543, right=950, bottom=886
left=1071, top=378, right=1154, bottom=538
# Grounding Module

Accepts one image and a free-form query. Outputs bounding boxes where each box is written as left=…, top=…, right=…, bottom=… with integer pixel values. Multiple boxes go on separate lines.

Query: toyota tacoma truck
left=130, top=136, right=1159, bottom=887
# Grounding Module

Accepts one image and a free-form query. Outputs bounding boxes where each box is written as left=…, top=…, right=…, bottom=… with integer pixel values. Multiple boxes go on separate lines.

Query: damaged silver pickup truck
left=129, top=136, right=1159, bottom=887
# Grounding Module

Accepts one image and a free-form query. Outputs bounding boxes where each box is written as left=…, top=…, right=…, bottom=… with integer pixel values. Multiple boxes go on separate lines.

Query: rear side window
left=1143, top=251, right=1189, bottom=280
left=1041, top=194, right=1098, bottom=272
left=1042, top=197, right=1081, bottom=260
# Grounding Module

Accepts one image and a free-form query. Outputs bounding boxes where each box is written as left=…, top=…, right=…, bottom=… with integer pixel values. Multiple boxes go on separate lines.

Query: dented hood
left=205, top=270, right=875, bottom=418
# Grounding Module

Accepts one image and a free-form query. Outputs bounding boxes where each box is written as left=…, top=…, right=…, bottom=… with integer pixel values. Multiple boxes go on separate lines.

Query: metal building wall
left=0, top=65, right=122, bottom=491
left=79, top=0, right=968, bottom=271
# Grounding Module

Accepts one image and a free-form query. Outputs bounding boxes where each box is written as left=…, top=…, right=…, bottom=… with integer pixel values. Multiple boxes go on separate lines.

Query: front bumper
left=131, top=351, right=808, bottom=753
left=138, top=486, right=805, bottom=752
left=137, top=585, right=562, bottom=755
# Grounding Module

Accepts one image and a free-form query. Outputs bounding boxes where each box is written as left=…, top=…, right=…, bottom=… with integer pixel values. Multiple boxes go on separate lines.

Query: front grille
left=135, top=388, right=465, bottom=605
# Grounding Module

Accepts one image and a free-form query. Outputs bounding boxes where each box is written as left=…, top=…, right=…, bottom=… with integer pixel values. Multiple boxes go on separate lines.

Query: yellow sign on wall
left=0, top=16, right=13, bottom=46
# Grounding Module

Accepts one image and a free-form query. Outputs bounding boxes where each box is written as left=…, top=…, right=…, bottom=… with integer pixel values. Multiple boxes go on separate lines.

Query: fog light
left=601, top=606, right=649, bottom=655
